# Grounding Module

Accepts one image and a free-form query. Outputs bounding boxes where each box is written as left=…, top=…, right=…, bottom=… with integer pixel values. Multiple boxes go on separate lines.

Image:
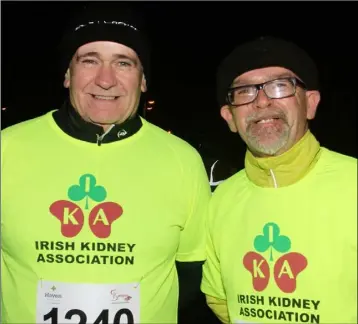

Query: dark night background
left=0, top=1, right=357, bottom=323
left=1, top=1, right=357, bottom=170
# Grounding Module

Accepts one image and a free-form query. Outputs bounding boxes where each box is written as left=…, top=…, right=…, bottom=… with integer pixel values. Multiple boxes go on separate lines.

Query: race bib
left=36, top=280, right=140, bottom=324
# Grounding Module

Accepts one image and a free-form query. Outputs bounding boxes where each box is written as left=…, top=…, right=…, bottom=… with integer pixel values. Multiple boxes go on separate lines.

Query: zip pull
left=96, top=124, right=116, bottom=146
left=96, top=134, right=103, bottom=146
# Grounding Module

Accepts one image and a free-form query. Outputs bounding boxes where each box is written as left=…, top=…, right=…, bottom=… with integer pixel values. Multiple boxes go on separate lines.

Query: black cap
left=216, top=36, right=319, bottom=107
left=59, top=3, right=151, bottom=83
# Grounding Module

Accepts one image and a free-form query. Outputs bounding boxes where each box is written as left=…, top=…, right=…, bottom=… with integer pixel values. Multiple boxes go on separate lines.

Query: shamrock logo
left=50, top=174, right=123, bottom=239
left=243, top=222, right=307, bottom=293
left=254, top=222, right=291, bottom=261
left=68, top=174, right=107, bottom=209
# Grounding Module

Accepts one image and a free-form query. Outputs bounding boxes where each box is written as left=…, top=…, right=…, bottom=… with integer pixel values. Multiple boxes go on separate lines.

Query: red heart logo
left=89, top=202, right=123, bottom=238
left=243, top=251, right=270, bottom=292
left=274, top=252, right=307, bottom=293
left=49, top=200, right=84, bottom=238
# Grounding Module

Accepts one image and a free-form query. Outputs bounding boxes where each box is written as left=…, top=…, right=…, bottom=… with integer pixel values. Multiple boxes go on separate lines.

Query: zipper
left=96, top=124, right=115, bottom=146
left=269, top=169, right=278, bottom=188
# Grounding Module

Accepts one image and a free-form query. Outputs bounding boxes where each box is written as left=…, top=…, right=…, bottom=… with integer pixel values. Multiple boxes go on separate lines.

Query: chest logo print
left=243, top=222, right=307, bottom=293
left=49, top=174, right=123, bottom=239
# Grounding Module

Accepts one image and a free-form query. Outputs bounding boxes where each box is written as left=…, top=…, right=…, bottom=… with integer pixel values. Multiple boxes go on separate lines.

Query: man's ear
left=220, top=105, right=238, bottom=133
left=63, top=69, right=71, bottom=88
left=141, top=74, right=147, bottom=93
left=306, top=90, right=320, bottom=120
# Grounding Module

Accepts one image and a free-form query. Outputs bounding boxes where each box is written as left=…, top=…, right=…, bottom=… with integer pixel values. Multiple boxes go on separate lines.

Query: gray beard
left=246, top=125, right=290, bottom=156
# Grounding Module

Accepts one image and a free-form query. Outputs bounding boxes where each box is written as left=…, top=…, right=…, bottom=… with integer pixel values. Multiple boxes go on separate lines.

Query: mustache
left=246, top=111, right=287, bottom=124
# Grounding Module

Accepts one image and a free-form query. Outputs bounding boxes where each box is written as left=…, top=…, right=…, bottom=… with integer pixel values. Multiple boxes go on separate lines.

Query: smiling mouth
left=91, top=95, right=119, bottom=100
left=255, top=117, right=281, bottom=124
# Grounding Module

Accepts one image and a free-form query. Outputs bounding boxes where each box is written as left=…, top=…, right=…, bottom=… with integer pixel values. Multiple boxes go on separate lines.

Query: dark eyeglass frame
left=226, top=77, right=307, bottom=107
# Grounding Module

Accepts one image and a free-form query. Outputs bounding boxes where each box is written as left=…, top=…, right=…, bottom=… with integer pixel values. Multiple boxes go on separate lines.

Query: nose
left=95, top=65, right=117, bottom=89
left=254, top=89, right=272, bottom=109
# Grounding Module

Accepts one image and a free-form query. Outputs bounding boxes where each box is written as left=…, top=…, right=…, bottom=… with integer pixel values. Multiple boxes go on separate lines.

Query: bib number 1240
left=43, top=308, right=134, bottom=324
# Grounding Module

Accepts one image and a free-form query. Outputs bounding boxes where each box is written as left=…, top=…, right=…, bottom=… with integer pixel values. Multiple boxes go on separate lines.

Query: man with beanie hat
left=1, top=4, right=211, bottom=323
left=201, top=36, right=357, bottom=323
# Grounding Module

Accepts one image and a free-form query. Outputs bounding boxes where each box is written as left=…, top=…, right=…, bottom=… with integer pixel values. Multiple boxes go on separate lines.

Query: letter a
left=278, top=260, right=294, bottom=279
left=93, top=209, right=109, bottom=225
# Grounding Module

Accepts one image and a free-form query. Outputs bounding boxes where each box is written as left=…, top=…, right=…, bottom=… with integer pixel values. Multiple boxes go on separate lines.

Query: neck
left=52, top=99, right=143, bottom=144
left=244, top=130, right=322, bottom=188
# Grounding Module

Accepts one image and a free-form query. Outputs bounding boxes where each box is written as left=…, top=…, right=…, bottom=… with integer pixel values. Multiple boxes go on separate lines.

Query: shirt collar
left=52, top=99, right=143, bottom=145
left=244, top=130, right=322, bottom=188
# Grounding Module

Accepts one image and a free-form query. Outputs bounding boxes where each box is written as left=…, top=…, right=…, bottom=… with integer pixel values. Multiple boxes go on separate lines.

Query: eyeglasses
left=226, top=77, right=307, bottom=106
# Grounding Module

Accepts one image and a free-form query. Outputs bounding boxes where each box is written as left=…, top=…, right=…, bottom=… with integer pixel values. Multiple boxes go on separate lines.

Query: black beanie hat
left=216, top=36, right=319, bottom=107
left=59, top=3, right=151, bottom=83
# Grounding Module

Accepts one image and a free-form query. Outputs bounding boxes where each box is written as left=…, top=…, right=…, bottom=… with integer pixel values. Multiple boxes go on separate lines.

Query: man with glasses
left=201, top=36, right=357, bottom=323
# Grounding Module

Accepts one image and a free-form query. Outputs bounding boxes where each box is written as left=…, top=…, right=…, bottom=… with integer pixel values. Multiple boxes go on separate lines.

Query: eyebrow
left=76, top=52, right=139, bottom=66
left=232, top=72, right=295, bottom=87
